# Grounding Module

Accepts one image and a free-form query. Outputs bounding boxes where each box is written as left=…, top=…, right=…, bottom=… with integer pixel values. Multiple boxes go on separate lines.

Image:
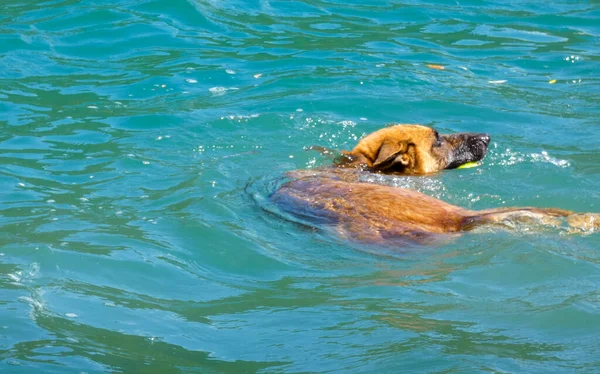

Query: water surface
left=1, top=0, right=599, bottom=372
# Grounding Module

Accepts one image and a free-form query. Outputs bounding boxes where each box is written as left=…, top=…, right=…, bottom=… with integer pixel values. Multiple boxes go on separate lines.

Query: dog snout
left=467, top=133, right=490, bottom=147
left=479, top=134, right=491, bottom=146
left=466, top=133, right=490, bottom=151
left=443, top=132, right=491, bottom=169
left=444, top=132, right=490, bottom=147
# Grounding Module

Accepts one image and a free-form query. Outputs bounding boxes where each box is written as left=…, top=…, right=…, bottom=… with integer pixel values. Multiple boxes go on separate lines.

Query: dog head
left=337, top=124, right=490, bottom=174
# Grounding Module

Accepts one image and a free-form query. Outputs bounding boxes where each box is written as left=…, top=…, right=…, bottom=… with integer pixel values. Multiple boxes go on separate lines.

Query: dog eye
left=432, top=131, right=443, bottom=147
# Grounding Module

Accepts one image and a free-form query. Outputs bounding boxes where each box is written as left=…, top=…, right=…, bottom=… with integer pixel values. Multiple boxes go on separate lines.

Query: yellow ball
left=457, top=162, right=479, bottom=169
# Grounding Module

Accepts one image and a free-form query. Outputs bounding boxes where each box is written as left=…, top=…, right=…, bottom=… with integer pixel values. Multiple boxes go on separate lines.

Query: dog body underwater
left=271, top=124, right=599, bottom=244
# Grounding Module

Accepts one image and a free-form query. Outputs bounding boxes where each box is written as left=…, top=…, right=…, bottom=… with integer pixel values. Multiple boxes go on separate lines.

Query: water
left=1, top=0, right=599, bottom=372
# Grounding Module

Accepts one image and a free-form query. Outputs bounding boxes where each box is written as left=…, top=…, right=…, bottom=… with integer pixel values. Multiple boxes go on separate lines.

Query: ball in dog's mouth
left=457, top=161, right=480, bottom=169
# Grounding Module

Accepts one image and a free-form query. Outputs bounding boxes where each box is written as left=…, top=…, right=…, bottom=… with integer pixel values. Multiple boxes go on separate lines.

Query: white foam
left=209, top=86, right=227, bottom=95
left=488, top=147, right=570, bottom=168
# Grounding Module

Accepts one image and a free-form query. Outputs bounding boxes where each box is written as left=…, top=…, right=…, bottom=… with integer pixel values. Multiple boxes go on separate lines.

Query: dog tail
left=478, top=207, right=573, bottom=218
left=461, top=207, right=573, bottom=231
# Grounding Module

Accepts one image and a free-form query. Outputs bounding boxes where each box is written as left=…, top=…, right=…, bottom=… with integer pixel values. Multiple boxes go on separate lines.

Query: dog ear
left=373, top=140, right=410, bottom=170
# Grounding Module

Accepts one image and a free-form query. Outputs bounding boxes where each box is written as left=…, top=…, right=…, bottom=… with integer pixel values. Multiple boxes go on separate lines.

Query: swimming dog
left=271, top=124, right=599, bottom=244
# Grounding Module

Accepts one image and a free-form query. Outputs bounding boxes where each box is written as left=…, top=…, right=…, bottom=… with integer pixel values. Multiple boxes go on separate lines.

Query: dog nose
left=479, top=134, right=491, bottom=146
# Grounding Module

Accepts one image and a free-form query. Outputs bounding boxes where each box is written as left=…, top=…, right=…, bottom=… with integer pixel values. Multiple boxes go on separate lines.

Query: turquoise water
left=1, top=0, right=599, bottom=372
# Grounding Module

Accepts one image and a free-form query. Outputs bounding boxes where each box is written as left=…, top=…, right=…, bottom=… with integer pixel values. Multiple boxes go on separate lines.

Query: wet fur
left=272, top=124, right=599, bottom=244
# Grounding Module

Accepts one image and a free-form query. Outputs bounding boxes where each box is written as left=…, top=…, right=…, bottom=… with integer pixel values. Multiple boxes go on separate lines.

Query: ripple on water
left=1, top=0, right=600, bottom=372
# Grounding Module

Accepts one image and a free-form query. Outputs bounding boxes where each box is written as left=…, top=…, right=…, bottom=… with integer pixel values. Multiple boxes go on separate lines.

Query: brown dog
left=272, top=124, right=599, bottom=244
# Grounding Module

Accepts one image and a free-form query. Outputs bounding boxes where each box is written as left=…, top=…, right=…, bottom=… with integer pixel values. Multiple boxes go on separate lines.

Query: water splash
left=487, top=145, right=571, bottom=168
